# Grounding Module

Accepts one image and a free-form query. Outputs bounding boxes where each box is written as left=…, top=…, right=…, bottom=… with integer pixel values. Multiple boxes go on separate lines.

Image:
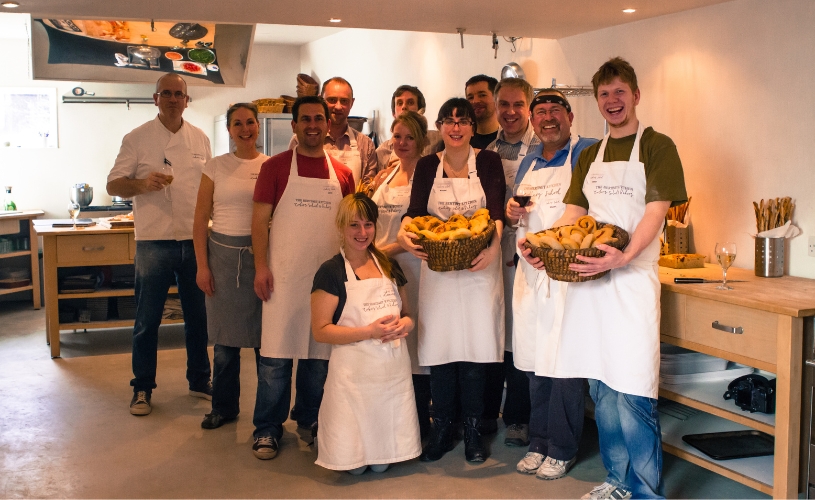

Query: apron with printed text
left=491, top=137, right=532, bottom=351
left=259, top=149, right=342, bottom=360
left=512, top=136, right=576, bottom=373
left=417, top=149, right=504, bottom=366
left=326, top=128, right=362, bottom=187
left=315, top=250, right=421, bottom=470
left=553, top=124, right=661, bottom=398
left=371, top=166, right=428, bottom=375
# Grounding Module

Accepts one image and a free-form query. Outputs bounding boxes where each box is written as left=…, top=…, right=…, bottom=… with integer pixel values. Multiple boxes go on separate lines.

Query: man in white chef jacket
left=482, top=77, right=539, bottom=445
left=107, top=74, right=212, bottom=416
left=374, top=84, right=441, bottom=168
left=289, top=77, right=378, bottom=187
left=508, top=90, right=598, bottom=480
left=523, top=58, right=687, bottom=499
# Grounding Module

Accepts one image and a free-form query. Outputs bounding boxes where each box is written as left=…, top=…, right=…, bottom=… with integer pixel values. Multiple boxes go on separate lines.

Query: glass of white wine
left=68, top=202, right=81, bottom=230
left=163, top=165, right=174, bottom=202
left=714, top=242, right=737, bottom=290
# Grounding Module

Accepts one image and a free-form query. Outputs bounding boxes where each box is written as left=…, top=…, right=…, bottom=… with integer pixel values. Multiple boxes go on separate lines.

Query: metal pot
left=70, top=184, right=93, bottom=208
left=111, top=196, right=132, bottom=206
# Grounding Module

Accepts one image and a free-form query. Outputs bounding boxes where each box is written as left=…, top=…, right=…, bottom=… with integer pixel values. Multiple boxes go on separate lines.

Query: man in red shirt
left=249, top=96, right=354, bottom=460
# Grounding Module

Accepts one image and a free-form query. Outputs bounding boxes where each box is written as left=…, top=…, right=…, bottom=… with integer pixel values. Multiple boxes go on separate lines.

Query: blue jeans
left=589, top=379, right=663, bottom=499
left=290, top=358, right=329, bottom=428
left=131, top=240, right=210, bottom=393
left=212, top=345, right=260, bottom=418
left=253, top=357, right=293, bottom=440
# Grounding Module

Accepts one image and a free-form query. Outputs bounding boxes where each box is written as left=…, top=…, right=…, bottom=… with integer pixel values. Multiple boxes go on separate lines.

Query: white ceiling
left=253, top=24, right=345, bottom=45
left=2, top=0, right=735, bottom=40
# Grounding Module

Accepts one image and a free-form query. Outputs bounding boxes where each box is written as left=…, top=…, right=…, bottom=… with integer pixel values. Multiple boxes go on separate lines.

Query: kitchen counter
left=658, top=264, right=815, bottom=498
left=34, top=224, right=180, bottom=359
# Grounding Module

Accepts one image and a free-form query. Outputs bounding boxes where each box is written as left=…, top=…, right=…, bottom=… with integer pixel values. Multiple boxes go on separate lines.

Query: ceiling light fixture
left=328, top=18, right=341, bottom=23
left=1, top=1, right=20, bottom=7
left=622, top=8, right=636, bottom=13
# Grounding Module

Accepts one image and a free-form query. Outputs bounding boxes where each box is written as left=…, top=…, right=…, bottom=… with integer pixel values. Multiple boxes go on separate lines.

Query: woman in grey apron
left=193, top=103, right=268, bottom=429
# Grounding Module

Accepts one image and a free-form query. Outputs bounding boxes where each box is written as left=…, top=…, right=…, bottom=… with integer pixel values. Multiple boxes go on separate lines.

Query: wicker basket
left=419, top=220, right=496, bottom=272
left=523, top=223, right=630, bottom=282
left=257, top=104, right=285, bottom=113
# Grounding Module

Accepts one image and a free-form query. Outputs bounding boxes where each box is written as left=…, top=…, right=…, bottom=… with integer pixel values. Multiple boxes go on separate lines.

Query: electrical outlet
left=809, top=236, right=815, bottom=257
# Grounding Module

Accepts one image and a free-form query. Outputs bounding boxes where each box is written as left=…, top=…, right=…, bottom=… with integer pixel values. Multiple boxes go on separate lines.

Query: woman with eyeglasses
left=192, top=103, right=268, bottom=429
left=397, top=98, right=506, bottom=463
left=311, top=193, right=421, bottom=475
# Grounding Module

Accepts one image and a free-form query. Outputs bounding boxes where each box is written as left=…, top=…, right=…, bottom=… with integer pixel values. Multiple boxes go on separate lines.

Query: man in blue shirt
left=509, top=89, right=599, bottom=481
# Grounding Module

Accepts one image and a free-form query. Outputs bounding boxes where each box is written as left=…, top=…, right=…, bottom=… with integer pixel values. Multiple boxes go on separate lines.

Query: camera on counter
left=723, top=374, right=776, bottom=414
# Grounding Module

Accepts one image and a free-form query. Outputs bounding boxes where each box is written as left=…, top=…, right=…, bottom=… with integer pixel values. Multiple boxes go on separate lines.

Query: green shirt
left=564, top=126, right=688, bottom=209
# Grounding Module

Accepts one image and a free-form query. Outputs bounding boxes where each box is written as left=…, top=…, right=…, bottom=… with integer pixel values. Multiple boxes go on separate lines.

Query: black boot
left=420, top=417, right=455, bottom=462
left=463, top=417, right=488, bottom=463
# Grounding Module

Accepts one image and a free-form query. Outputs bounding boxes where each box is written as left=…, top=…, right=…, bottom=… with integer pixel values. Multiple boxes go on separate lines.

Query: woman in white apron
left=311, top=193, right=421, bottom=475
left=192, top=103, right=268, bottom=430
left=397, top=98, right=506, bottom=464
left=369, top=111, right=433, bottom=439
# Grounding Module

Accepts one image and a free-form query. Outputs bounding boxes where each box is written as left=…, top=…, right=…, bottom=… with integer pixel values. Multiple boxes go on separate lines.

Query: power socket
left=809, top=236, right=815, bottom=257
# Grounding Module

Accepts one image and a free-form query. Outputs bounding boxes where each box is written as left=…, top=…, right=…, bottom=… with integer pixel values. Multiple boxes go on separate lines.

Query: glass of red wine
left=512, top=183, right=533, bottom=227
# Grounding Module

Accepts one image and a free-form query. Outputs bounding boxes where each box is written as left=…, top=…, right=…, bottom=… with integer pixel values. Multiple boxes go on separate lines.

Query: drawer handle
left=806, top=359, right=815, bottom=367
left=712, top=321, right=743, bottom=334
left=82, top=245, right=105, bottom=252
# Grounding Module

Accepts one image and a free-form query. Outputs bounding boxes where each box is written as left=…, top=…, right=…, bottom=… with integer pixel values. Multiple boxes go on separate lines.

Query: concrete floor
left=0, top=300, right=769, bottom=499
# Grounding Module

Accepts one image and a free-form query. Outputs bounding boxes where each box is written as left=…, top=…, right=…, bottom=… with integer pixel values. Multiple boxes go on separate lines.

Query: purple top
left=404, top=150, right=506, bottom=224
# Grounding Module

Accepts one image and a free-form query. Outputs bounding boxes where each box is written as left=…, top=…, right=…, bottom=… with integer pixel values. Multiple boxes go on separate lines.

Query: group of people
left=106, top=55, right=686, bottom=499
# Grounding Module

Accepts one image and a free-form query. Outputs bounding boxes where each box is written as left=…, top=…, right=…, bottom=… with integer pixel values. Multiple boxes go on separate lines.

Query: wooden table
left=34, top=224, right=181, bottom=358
left=0, top=210, right=43, bottom=309
left=658, top=264, right=815, bottom=498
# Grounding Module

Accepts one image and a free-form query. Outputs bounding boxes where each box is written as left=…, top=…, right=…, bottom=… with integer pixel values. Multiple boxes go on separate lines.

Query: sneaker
left=536, top=456, right=576, bottom=480
left=504, top=423, right=530, bottom=447
left=129, top=391, right=152, bottom=416
left=189, top=381, right=213, bottom=401
left=581, top=482, right=632, bottom=499
left=201, top=411, right=235, bottom=429
left=252, top=436, right=279, bottom=460
left=516, top=452, right=545, bottom=474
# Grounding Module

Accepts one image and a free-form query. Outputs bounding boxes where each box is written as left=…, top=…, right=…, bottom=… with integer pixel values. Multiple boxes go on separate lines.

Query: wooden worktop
left=659, top=264, right=815, bottom=318
left=0, top=210, right=44, bottom=220
left=33, top=221, right=133, bottom=236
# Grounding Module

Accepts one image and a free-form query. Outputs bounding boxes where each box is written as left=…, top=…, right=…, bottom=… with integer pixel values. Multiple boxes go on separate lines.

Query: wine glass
left=162, top=164, right=174, bottom=202
left=714, top=242, right=737, bottom=290
left=68, top=202, right=81, bottom=230
left=512, top=183, right=534, bottom=228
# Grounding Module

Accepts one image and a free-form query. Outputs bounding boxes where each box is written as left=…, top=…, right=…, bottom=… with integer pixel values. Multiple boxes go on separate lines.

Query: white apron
left=315, top=251, right=422, bottom=470
left=417, top=149, right=504, bottom=366
left=512, top=136, right=576, bottom=373
left=371, top=166, right=428, bottom=375
left=326, top=126, right=362, bottom=187
left=554, top=124, right=661, bottom=398
left=491, top=135, right=532, bottom=351
left=259, top=149, right=342, bottom=360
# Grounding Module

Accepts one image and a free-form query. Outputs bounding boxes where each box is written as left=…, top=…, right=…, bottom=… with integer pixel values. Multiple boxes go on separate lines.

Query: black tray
left=682, top=430, right=774, bottom=460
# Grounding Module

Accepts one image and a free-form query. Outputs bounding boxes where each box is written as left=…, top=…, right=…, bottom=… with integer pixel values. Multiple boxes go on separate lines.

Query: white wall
left=0, top=40, right=300, bottom=218
left=301, top=0, right=815, bottom=278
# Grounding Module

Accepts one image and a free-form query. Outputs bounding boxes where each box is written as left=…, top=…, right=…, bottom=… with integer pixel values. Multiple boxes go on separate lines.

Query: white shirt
left=202, top=152, right=269, bottom=236
left=108, top=116, right=212, bottom=241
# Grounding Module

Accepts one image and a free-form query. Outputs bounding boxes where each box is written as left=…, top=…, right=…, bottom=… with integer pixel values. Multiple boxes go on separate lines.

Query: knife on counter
left=674, top=278, right=746, bottom=284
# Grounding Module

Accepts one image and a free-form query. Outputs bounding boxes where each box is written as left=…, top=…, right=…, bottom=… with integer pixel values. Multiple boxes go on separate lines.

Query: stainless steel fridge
left=213, top=113, right=293, bottom=157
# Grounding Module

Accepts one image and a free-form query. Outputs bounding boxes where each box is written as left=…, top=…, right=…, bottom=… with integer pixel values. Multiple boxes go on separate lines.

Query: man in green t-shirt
left=521, top=57, right=687, bottom=500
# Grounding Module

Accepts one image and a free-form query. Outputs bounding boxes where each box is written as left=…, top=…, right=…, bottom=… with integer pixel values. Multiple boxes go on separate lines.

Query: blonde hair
left=335, top=193, right=394, bottom=280
left=391, top=110, right=429, bottom=156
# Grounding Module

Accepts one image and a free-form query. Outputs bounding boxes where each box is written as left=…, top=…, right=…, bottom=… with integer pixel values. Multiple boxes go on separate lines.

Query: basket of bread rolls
left=404, top=209, right=496, bottom=272
left=523, top=215, right=629, bottom=282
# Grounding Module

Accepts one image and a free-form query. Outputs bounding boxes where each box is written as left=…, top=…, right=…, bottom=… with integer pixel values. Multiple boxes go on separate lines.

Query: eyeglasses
left=157, top=90, right=187, bottom=99
left=439, top=118, right=473, bottom=128
left=324, top=96, right=352, bottom=106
